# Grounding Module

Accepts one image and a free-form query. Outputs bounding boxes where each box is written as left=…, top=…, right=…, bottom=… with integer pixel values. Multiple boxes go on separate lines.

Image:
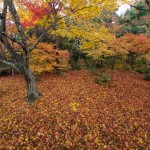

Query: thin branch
left=29, top=25, right=53, bottom=52
left=0, top=58, right=19, bottom=71
left=129, top=4, right=149, bottom=12
left=0, top=32, right=24, bottom=47
left=72, top=5, right=94, bottom=13
left=73, top=0, right=85, bottom=11
left=29, top=14, right=63, bottom=52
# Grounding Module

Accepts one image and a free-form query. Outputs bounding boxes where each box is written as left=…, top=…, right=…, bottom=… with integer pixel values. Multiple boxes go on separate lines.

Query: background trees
left=117, top=0, right=150, bottom=35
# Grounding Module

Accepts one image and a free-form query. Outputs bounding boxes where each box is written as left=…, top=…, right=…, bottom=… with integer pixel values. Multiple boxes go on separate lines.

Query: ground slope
left=0, top=70, right=150, bottom=149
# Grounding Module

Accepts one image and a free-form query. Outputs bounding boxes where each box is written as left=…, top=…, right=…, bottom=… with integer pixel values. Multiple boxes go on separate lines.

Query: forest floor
left=0, top=70, right=150, bottom=149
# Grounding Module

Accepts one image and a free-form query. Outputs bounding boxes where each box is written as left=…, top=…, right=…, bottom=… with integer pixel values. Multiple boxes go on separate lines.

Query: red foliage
left=18, top=0, right=49, bottom=28
left=18, top=0, right=63, bottom=28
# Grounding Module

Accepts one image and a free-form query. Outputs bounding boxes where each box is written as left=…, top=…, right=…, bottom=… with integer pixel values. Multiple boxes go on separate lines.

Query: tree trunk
left=22, top=50, right=40, bottom=103
left=23, top=66, right=40, bottom=103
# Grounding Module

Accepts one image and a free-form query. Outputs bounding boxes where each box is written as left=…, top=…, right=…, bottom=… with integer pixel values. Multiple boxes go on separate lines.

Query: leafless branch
left=0, top=58, right=19, bottom=71
left=0, top=32, right=24, bottom=47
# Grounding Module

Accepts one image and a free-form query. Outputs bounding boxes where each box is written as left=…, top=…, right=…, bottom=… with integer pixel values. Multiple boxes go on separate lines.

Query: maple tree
left=0, top=0, right=127, bottom=103
left=110, top=33, right=150, bottom=54
left=28, top=36, right=70, bottom=74
left=17, top=0, right=122, bottom=59
left=108, top=33, right=150, bottom=69
left=1, top=1, right=150, bottom=149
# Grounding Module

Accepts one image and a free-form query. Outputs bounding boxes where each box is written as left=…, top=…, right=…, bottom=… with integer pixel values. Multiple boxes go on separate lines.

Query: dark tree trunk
left=23, top=67, right=40, bottom=103
left=22, top=49, right=40, bottom=103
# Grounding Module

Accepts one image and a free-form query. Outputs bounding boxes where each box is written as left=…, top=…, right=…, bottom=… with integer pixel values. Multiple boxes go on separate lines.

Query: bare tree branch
left=129, top=0, right=150, bottom=12
left=0, top=58, right=19, bottom=71
left=0, top=32, right=24, bottom=47
left=29, top=25, right=53, bottom=52
left=129, top=4, right=148, bottom=12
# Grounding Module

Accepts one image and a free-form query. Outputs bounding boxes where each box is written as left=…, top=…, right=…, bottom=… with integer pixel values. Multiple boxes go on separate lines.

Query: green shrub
left=69, top=60, right=81, bottom=70
left=144, top=74, right=150, bottom=81
left=135, top=56, right=150, bottom=74
left=86, top=66, right=96, bottom=73
left=94, top=70, right=111, bottom=84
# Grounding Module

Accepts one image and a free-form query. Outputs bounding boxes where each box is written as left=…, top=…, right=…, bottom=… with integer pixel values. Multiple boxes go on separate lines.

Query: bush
left=69, top=60, right=81, bottom=70
left=135, top=56, right=150, bottom=74
left=94, top=70, right=111, bottom=84
left=144, top=74, right=150, bottom=81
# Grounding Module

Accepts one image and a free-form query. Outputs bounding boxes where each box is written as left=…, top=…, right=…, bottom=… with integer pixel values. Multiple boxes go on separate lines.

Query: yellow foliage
left=17, top=0, right=126, bottom=56
left=16, top=0, right=127, bottom=63
left=69, top=101, right=79, bottom=112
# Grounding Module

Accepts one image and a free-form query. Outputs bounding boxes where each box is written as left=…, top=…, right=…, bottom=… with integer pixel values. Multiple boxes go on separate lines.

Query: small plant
left=34, top=74, right=40, bottom=81
left=86, top=66, right=96, bottom=73
left=144, top=73, right=150, bottom=81
left=94, top=70, right=111, bottom=84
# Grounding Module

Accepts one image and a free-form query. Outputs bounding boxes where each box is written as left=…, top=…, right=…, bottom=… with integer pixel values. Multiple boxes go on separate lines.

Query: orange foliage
left=29, top=37, right=70, bottom=74
left=109, top=34, right=150, bottom=54
left=0, top=70, right=150, bottom=149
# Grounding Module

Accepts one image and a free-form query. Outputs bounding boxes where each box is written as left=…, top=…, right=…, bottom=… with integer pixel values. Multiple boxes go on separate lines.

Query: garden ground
left=0, top=70, right=150, bottom=149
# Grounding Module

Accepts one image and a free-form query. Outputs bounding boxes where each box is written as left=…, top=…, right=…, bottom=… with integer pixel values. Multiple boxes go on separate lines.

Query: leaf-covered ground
left=0, top=70, right=150, bottom=149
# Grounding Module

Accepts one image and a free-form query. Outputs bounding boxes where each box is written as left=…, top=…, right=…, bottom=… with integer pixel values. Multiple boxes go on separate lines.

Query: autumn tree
left=109, top=33, right=150, bottom=69
left=0, top=0, right=54, bottom=102
left=0, top=0, right=126, bottom=103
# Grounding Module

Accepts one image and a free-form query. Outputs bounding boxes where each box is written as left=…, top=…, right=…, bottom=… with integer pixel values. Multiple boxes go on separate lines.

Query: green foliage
left=59, top=42, right=73, bottom=50
left=134, top=54, right=150, bottom=74
left=144, top=73, right=150, bottom=81
left=86, top=66, right=96, bottom=73
left=136, top=1, right=148, bottom=17
left=69, top=60, right=81, bottom=70
left=135, top=62, right=150, bottom=74
left=117, top=1, right=149, bottom=35
left=34, top=74, right=40, bottom=81
left=54, top=66, right=64, bottom=75
left=122, top=26, right=146, bottom=34
left=123, top=1, right=148, bottom=21
left=85, top=56, right=101, bottom=69
left=92, top=17, right=102, bottom=24
left=94, top=70, right=111, bottom=84
left=124, top=9, right=137, bottom=20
